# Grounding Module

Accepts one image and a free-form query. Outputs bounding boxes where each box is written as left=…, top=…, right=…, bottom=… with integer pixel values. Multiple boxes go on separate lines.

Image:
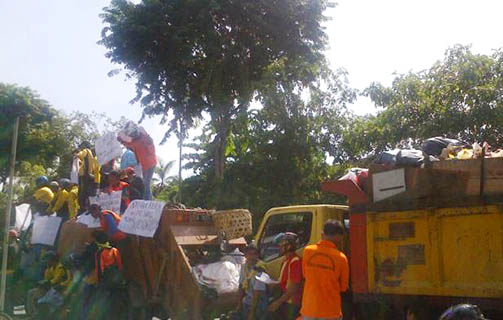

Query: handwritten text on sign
left=95, top=132, right=123, bottom=165
left=89, top=191, right=121, bottom=213
left=118, top=200, right=165, bottom=237
left=31, top=216, right=62, bottom=246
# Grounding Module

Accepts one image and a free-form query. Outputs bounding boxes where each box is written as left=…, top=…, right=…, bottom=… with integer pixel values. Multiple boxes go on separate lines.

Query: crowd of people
left=230, top=220, right=489, bottom=320
left=230, top=220, right=349, bottom=320
left=32, top=120, right=157, bottom=221
left=7, top=122, right=157, bottom=319
left=7, top=120, right=492, bottom=320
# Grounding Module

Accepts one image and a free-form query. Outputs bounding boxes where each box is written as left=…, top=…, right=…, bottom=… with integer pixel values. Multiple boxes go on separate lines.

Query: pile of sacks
left=373, top=137, right=503, bottom=168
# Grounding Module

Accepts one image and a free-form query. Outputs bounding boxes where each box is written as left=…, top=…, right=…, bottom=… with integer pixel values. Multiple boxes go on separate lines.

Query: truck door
left=255, top=211, right=314, bottom=279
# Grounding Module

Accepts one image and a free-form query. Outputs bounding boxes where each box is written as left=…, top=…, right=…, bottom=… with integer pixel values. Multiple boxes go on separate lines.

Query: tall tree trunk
left=178, top=119, right=184, bottom=204
left=212, top=107, right=232, bottom=181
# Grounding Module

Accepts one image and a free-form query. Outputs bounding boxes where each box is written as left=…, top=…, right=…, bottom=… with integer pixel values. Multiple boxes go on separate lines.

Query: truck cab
left=254, top=204, right=349, bottom=279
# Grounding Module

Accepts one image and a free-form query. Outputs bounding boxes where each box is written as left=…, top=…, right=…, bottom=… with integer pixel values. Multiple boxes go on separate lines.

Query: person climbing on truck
left=89, top=231, right=127, bottom=320
left=267, top=232, right=302, bottom=320
left=89, top=204, right=127, bottom=245
left=300, top=220, right=349, bottom=320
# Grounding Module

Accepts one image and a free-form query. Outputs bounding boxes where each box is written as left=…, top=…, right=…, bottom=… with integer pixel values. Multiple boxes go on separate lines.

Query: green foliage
left=155, top=180, right=179, bottom=204
left=99, top=0, right=331, bottom=179
left=152, top=158, right=176, bottom=196
left=0, top=83, right=124, bottom=204
left=183, top=71, right=354, bottom=224
left=0, top=83, right=61, bottom=184
left=350, top=45, right=503, bottom=159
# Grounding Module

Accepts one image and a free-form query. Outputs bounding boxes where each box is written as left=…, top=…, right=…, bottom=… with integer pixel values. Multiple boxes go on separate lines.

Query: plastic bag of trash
left=374, top=149, right=400, bottom=166
left=396, top=149, right=424, bottom=167
left=422, top=137, right=469, bottom=156
left=193, top=260, right=242, bottom=294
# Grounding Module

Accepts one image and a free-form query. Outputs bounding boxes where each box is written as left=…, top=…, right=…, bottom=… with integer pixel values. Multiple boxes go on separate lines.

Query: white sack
left=192, top=260, right=242, bottom=294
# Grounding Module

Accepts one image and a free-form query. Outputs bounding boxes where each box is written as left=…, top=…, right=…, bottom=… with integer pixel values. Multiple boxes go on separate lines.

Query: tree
left=0, top=83, right=127, bottom=204
left=346, top=45, right=503, bottom=159
left=153, top=159, right=176, bottom=195
left=183, top=70, right=354, bottom=223
left=99, top=0, right=331, bottom=180
left=0, top=83, right=62, bottom=185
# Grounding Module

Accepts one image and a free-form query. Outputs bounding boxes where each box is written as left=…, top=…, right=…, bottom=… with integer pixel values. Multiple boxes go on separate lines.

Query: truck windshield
left=258, top=211, right=313, bottom=262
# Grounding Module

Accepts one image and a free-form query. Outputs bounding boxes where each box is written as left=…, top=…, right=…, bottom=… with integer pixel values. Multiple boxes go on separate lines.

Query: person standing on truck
left=62, top=179, right=80, bottom=219
left=120, top=148, right=138, bottom=170
left=48, top=179, right=69, bottom=219
left=75, top=141, right=100, bottom=213
left=32, top=176, right=54, bottom=215
left=117, top=121, right=157, bottom=200
left=267, top=232, right=302, bottom=320
left=300, top=220, right=349, bottom=320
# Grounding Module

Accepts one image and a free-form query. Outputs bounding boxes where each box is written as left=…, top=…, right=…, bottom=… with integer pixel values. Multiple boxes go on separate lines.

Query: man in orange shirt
left=300, top=220, right=349, bottom=320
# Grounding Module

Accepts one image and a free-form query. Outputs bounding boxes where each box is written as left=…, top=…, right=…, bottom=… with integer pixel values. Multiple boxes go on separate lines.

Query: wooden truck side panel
left=349, top=213, right=368, bottom=294
left=158, top=211, right=203, bottom=319
left=364, top=205, right=503, bottom=299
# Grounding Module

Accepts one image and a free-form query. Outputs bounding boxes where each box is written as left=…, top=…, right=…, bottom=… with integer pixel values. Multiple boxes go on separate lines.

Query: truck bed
left=57, top=208, right=246, bottom=320
left=351, top=204, right=503, bottom=310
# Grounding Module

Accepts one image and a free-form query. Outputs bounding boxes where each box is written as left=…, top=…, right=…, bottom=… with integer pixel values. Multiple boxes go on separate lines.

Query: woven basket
left=212, top=209, right=252, bottom=240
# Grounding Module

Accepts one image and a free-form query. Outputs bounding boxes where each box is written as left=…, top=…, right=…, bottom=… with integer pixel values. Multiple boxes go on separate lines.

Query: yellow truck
left=255, top=204, right=349, bottom=279
left=323, top=158, right=503, bottom=319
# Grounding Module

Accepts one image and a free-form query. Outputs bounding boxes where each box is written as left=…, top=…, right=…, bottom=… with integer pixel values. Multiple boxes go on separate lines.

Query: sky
left=1, top=0, right=503, bottom=176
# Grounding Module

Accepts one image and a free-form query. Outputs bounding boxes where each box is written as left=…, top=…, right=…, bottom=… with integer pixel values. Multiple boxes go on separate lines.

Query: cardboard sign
left=15, top=203, right=32, bottom=231
left=76, top=213, right=101, bottom=228
left=70, top=157, right=79, bottom=184
left=118, top=200, right=165, bottom=237
left=31, top=216, right=62, bottom=246
left=89, top=191, right=122, bottom=213
left=95, top=132, right=123, bottom=165
left=372, top=168, right=406, bottom=202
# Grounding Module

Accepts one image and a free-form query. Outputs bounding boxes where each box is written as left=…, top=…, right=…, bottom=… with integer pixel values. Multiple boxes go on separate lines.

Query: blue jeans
left=142, top=167, right=154, bottom=200
left=80, top=284, right=96, bottom=320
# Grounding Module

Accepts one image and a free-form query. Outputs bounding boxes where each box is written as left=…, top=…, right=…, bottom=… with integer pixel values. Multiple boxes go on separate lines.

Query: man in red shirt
left=267, top=232, right=302, bottom=320
left=301, top=220, right=349, bottom=320
left=118, top=122, right=157, bottom=200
